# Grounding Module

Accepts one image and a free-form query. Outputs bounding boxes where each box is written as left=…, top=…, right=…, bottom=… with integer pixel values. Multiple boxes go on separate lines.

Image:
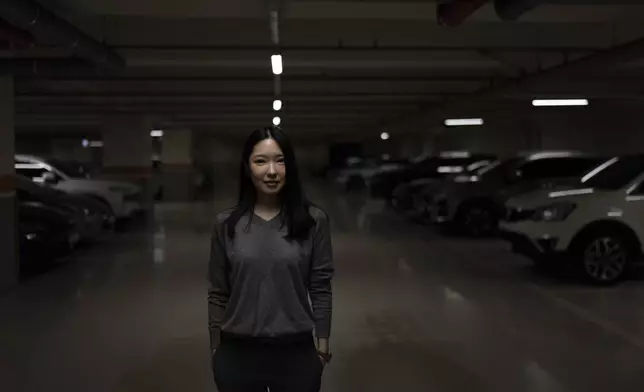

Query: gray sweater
left=208, top=207, right=333, bottom=350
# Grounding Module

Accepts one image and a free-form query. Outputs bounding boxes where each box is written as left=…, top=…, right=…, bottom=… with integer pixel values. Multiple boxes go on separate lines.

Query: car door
left=623, top=178, right=644, bottom=251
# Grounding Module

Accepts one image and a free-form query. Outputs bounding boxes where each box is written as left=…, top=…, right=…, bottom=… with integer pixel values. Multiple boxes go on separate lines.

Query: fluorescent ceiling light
left=273, top=99, right=282, bottom=111
left=271, top=54, right=283, bottom=75
left=437, top=166, right=464, bottom=174
left=444, top=118, right=484, bottom=127
left=150, top=129, right=164, bottom=138
left=273, top=116, right=281, bottom=126
left=380, top=132, right=390, bottom=140
left=532, top=99, right=589, bottom=107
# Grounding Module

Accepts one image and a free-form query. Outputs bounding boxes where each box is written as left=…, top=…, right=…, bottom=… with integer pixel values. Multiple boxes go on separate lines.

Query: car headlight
left=532, top=201, right=576, bottom=222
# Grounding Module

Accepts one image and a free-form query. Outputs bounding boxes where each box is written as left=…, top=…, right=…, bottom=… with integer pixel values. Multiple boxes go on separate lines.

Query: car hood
left=506, top=185, right=605, bottom=208
left=498, top=177, right=582, bottom=199
left=68, top=179, right=141, bottom=194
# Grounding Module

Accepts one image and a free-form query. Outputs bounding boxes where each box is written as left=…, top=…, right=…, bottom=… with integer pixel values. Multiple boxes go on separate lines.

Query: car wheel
left=457, top=202, right=498, bottom=237
left=390, top=194, right=404, bottom=212
left=573, top=232, right=633, bottom=285
left=413, top=196, right=432, bottom=225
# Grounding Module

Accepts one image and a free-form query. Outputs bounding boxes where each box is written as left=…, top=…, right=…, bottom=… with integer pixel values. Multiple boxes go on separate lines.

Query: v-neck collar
left=252, top=210, right=282, bottom=224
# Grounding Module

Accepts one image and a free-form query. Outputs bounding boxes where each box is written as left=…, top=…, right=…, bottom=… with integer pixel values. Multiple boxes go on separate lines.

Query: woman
left=208, top=127, right=334, bottom=392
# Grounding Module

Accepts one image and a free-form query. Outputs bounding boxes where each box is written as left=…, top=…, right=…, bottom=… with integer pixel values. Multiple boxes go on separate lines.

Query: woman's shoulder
left=308, top=204, right=329, bottom=224
left=214, top=207, right=236, bottom=225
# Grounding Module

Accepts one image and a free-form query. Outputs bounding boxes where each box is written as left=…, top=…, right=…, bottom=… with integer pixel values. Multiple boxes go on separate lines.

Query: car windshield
left=476, top=158, right=520, bottom=178
left=582, top=155, right=644, bottom=190
left=47, top=160, right=91, bottom=179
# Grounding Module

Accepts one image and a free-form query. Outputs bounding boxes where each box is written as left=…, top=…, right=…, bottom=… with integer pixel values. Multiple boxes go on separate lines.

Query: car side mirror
left=42, top=172, right=58, bottom=185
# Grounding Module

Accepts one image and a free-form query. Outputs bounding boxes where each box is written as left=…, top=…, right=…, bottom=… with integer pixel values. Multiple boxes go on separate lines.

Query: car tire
left=87, top=195, right=115, bottom=215
left=456, top=201, right=499, bottom=237
left=390, top=194, right=404, bottom=212
left=572, top=230, right=634, bottom=285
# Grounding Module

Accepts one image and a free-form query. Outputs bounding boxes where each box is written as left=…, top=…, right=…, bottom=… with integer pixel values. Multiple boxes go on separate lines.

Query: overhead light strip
left=444, top=118, right=484, bottom=127
left=532, top=99, right=589, bottom=107
left=271, top=54, right=283, bottom=75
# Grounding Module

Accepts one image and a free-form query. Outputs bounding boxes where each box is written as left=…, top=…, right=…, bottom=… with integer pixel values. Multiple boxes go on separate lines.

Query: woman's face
left=249, top=138, right=286, bottom=196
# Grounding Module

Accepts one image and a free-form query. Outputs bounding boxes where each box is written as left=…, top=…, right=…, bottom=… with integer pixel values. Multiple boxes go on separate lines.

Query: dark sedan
left=370, top=152, right=497, bottom=201
left=18, top=201, right=80, bottom=269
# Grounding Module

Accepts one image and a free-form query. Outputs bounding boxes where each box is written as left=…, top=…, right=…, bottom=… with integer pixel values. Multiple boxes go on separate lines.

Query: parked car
left=420, top=151, right=606, bottom=236
left=501, top=154, right=644, bottom=284
left=333, top=157, right=408, bottom=191
left=369, top=152, right=497, bottom=201
left=16, top=175, right=113, bottom=242
left=18, top=201, right=80, bottom=269
left=15, top=155, right=144, bottom=218
left=390, top=158, right=494, bottom=212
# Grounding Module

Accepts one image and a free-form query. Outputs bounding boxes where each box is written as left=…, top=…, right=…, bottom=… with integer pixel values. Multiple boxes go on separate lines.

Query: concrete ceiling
left=5, top=0, right=644, bottom=140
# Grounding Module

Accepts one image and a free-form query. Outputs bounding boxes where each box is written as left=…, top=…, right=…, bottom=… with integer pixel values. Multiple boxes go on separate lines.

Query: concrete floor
left=3, top=183, right=644, bottom=392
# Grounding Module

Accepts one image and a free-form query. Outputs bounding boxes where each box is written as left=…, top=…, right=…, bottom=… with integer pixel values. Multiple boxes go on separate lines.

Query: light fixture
left=81, top=139, right=89, bottom=148
left=444, top=118, right=484, bottom=127
left=150, top=129, right=164, bottom=138
left=273, top=116, right=281, bottom=126
left=532, top=99, right=589, bottom=107
left=380, top=132, right=390, bottom=140
left=271, top=54, right=283, bottom=75
left=273, top=99, right=282, bottom=111
left=437, top=166, right=465, bottom=174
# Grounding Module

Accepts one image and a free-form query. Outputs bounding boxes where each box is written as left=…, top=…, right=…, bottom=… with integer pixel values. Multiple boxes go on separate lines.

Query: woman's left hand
left=318, top=354, right=327, bottom=368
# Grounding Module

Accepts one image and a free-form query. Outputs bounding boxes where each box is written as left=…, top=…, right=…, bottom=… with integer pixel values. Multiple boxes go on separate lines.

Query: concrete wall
left=430, top=102, right=644, bottom=156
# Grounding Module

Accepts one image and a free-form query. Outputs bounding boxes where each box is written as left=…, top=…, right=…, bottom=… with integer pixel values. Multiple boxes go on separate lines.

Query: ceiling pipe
left=495, top=0, right=642, bottom=21
left=437, top=0, right=490, bottom=27
left=0, top=0, right=125, bottom=70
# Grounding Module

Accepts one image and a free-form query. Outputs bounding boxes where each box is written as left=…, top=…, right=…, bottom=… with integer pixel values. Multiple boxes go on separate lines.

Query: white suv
left=15, top=155, right=144, bottom=218
left=501, top=154, right=644, bottom=284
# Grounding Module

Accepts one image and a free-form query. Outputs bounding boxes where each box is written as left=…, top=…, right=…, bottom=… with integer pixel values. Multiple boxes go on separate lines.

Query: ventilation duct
left=437, top=0, right=489, bottom=27
left=0, top=0, right=125, bottom=70
left=494, top=0, right=541, bottom=20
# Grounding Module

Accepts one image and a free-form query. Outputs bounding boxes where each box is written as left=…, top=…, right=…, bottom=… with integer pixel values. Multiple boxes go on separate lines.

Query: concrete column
left=102, top=116, right=154, bottom=203
left=0, top=74, right=17, bottom=292
left=160, top=128, right=195, bottom=201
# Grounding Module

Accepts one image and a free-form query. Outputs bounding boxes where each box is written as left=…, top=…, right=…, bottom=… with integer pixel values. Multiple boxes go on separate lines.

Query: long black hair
left=224, top=127, right=315, bottom=240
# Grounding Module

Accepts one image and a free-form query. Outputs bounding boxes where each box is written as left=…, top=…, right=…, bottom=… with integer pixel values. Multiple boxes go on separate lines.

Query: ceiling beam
left=111, top=44, right=603, bottom=54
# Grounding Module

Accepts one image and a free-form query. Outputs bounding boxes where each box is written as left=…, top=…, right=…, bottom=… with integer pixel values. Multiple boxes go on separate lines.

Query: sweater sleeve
left=308, top=210, right=334, bottom=338
left=207, top=219, right=230, bottom=351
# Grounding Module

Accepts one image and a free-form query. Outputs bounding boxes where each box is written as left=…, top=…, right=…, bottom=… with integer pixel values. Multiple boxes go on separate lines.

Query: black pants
left=212, top=333, right=324, bottom=392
